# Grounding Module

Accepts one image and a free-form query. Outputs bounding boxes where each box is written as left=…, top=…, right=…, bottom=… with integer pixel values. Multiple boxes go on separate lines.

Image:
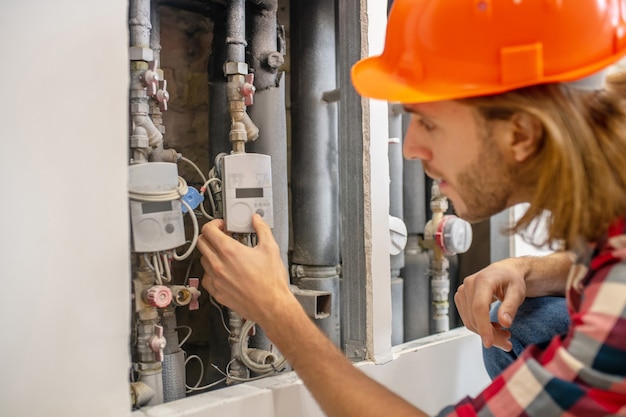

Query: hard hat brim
left=352, top=52, right=626, bottom=104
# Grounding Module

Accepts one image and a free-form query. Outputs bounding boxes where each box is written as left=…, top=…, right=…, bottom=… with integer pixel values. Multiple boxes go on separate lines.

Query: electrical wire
left=236, top=320, right=288, bottom=375
left=177, top=325, right=193, bottom=348
left=179, top=156, right=208, bottom=184
left=199, top=177, right=221, bottom=220
left=161, top=252, right=172, bottom=283
left=128, top=176, right=188, bottom=202
left=209, top=295, right=231, bottom=335
left=152, top=253, right=163, bottom=285
left=184, top=354, right=205, bottom=391
left=173, top=199, right=198, bottom=261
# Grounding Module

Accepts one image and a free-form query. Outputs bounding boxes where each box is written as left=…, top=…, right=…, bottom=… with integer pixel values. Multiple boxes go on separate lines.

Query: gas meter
left=221, top=153, right=274, bottom=233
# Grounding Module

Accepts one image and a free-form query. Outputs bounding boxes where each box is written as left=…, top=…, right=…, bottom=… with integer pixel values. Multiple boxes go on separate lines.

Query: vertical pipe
left=401, top=114, right=431, bottom=341
left=245, top=0, right=288, bottom=354
left=208, top=4, right=231, bottom=166
left=246, top=0, right=289, bottom=268
left=337, top=0, right=367, bottom=360
left=226, top=0, right=246, bottom=62
left=290, top=0, right=341, bottom=347
left=161, top=307, right=185, bottom=402
left=290, top=0, right=340, bottom=266
left=388, top=104, right=404, bottom=345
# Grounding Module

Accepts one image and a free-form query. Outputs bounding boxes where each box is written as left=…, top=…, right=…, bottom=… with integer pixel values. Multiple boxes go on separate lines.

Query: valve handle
left=142, top=59, right=160, bottom=96
left=240, top=73, right=256, bottom=106
left=145, top=285, right=172, bottom=308
left=156, top=79, right=170, bottom=111
left=148, top=324, right=166, bottom=362
left=188, top=278, right=200, bottom=311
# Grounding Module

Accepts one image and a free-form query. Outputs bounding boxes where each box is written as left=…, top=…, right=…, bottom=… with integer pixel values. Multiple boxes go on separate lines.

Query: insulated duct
left=290, top=0, right=341, bottom=347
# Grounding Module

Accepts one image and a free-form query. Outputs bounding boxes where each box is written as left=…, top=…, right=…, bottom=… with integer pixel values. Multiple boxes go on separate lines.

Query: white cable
left=236, top=320, right=287, bottom=375
left=184, top=354, right=205, bottom=391
left=180, top=156, right=208, bottom=184
left=176, top=325, right=192, bottom=348
left=161, top=252, right=172, bottom=283
left=153, top=253, right=162, bottom=285
left=173, top=199, right=198, bottom=261
left=209, top=296, right=231, bottom=335
left=128, top=176, right=189, bottom=202
left=199, top=178, right=221, bottom=220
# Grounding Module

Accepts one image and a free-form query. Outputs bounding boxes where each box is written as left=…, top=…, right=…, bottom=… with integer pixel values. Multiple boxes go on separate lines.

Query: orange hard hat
left=351, top=0, right=626, bottom=103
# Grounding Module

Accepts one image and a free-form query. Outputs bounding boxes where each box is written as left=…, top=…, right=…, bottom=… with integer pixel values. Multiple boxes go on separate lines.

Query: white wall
left=0, top=2, right=491, bottom=417
left=0, top=1, right=132, bottom=416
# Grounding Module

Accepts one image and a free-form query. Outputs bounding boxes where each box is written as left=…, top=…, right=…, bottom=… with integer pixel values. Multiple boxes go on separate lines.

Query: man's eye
left=417, top=118, right=435, bottom=132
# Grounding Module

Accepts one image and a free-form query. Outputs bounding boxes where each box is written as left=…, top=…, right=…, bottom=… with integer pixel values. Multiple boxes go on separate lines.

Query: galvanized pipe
left=226, top=0, right=246, bottom=63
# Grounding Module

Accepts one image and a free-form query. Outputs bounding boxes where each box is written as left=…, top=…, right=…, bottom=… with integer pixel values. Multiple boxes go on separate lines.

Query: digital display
left=236, top=188, right=264, bottom=198
left=142, top=201, right=173, bottom=214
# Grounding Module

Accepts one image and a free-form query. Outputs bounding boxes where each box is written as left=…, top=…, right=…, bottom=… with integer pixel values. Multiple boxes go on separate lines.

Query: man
left=198, top=0, right=626, bottom=415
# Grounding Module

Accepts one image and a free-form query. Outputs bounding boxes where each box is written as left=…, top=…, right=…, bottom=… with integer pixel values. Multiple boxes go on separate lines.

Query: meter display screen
left=142, top=201, right=173, bottom=214
left=236, top=188, right=264, bottom=198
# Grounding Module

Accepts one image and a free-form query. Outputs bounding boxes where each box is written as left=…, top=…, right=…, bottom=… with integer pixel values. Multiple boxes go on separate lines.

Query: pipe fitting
left=133, top=114, right=163, bottom=148
left=265, top=51, right=284, bottom=70
left=245, top=348, right=276, bottom=365
left=170, top=285, right=192, bottom=307
left=224, top=61, right=248, bottom=76
left=149, top=147, right=179, bottom=163
left=130, top=381, right=156, bottom=407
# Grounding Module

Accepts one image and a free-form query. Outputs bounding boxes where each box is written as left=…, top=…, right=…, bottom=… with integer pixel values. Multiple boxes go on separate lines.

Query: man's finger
left=498, top=286, right=525, bottom=328
left=252, top=213, right=273, bottom=244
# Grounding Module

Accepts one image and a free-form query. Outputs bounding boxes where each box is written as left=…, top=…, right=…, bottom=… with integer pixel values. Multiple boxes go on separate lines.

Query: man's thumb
left=251, top=213, right=272, bottom=241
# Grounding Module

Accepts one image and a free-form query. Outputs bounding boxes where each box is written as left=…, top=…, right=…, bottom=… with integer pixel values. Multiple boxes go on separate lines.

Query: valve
left=156, top=79, right=170, bottom=111
left=144, top=285, right=172, bottom=308
left=240, top=73, right=256, bottom=106
left=141, top=60, right=160, bottom=96
left=434, top=215, right=473, bottom=256
left=148, top=325, right=166, bottom=362
left=188, top=278, right=200, bottom=311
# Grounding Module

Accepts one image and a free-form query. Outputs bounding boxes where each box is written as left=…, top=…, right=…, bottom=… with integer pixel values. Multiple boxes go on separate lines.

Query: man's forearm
left=521, top=251, right=574, bottom=297
left=261, top=297, right=429, bottom=417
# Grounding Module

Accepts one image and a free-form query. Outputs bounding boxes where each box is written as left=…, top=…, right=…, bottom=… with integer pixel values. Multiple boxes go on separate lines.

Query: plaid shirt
left=439, top=218, right=626, bottom=416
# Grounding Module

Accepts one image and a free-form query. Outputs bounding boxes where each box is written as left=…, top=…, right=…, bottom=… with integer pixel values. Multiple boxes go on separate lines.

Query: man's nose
left=402, top=124, right=433, bottom=161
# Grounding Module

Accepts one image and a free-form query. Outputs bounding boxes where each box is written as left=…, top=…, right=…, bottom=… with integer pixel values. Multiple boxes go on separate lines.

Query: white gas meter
left=221, top=153, right=274, bottom=233
left=128, top=162, right=186, bottom=252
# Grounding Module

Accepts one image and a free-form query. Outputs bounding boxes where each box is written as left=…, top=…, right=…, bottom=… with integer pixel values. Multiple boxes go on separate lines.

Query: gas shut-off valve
left=423, top=182, right=472, bottom=256
left=422, top=181, right=473, bottom=333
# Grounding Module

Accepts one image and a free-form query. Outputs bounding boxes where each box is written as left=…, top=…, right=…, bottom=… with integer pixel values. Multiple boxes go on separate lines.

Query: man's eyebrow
left=402, top=105, right=430, bottom=119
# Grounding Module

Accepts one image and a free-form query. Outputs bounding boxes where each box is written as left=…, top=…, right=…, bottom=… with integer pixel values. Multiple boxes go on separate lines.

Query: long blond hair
left=462, top=73, right=626, bottom=251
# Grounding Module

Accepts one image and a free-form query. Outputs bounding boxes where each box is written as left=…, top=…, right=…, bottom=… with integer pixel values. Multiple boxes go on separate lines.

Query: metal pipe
left=290, top=0, right=340, bottom=266
left=389, top=104, right=404, bottom=345
left=131, top=255, right=164, bottom=405
left=246, top=0, right=288, bottom=268
left=401, top=112, right=430, bottom=340
left=129, top=0, right=151, bottom=49
left=290, top=0, right=341, bottom=348
left=226, top=0, right=246, bottom=63
left=161, top=307, right=185, bottom=402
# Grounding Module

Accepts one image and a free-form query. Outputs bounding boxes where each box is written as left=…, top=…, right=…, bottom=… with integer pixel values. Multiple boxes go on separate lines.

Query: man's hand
left=197, top=214, right=292, bottom=327
left=455, top=257, right=529, bottom=351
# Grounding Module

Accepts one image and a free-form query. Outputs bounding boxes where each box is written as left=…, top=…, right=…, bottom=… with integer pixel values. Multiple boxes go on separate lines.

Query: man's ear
left=509, top=112, right=543, bottom=162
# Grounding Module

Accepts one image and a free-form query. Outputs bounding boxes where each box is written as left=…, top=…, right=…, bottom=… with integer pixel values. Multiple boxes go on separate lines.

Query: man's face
left=403, top=100, right=519, bottom=223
